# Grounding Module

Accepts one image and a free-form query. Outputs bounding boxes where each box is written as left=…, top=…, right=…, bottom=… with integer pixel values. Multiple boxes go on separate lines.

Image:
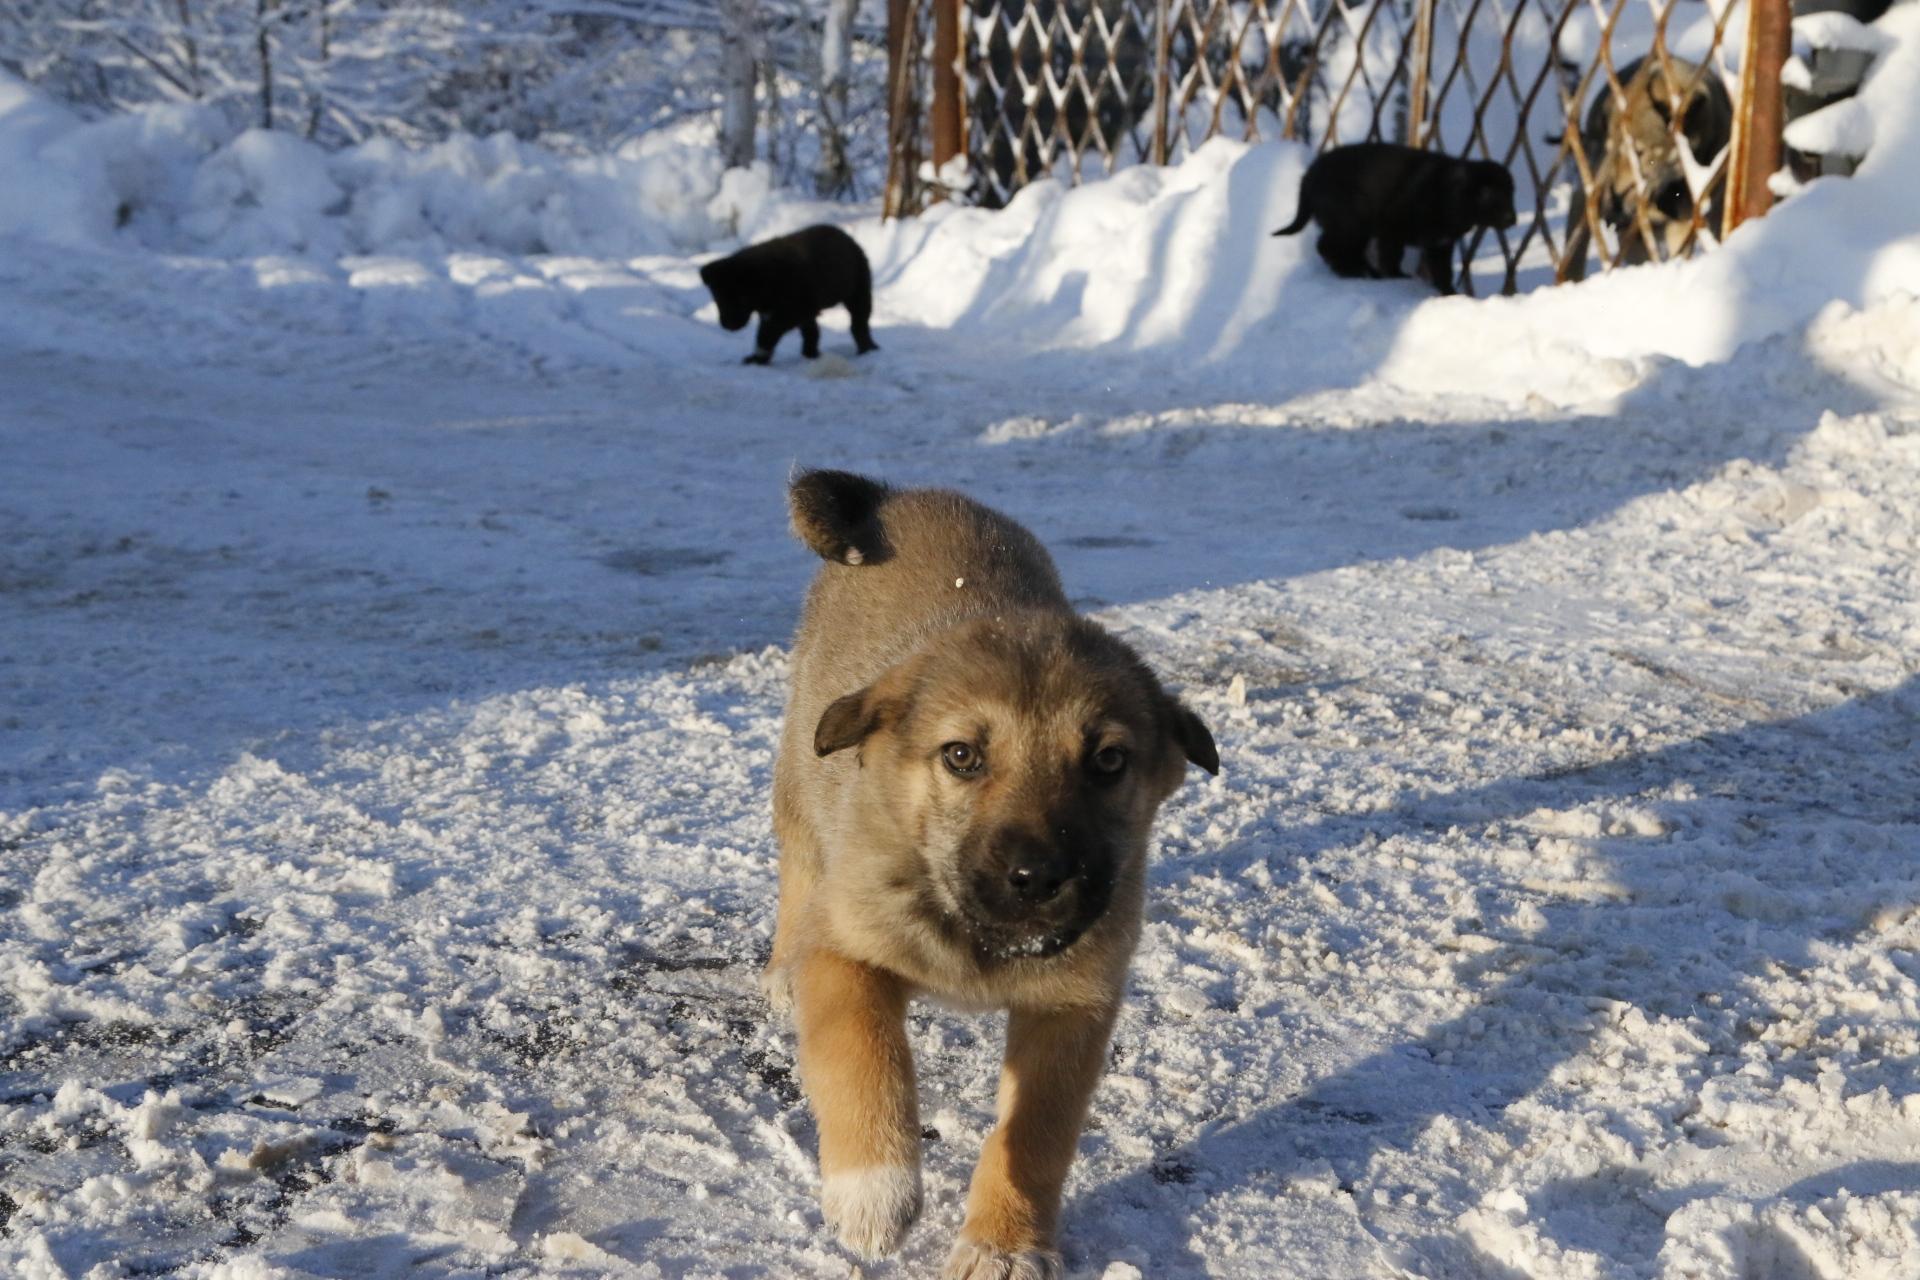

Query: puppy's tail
left=1270, top=202, right=1312, bottom=237
left=789, top=468, right=889, bottom=566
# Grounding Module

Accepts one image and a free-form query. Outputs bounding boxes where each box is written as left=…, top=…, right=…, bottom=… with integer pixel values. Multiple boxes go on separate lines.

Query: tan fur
left=1563, top=56, right=1732, bottom=280
left=1595, top=60, right=1694, bottom=262
left=769, top=476, right=1215, bottom=1274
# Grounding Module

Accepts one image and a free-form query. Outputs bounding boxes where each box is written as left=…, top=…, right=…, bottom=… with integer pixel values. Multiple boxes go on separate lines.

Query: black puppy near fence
left=881, top=0, right=1798, bottom=294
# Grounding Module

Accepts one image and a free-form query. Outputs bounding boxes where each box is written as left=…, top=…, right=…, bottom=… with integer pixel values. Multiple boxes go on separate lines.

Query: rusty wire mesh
left=887, top=0, right=1764, bottom=291
left=1429, top=0, right=1746, bottom=291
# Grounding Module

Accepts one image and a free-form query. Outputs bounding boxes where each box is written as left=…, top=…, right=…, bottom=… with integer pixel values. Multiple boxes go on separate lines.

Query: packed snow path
left=2, top=237, right=1918, bottom=1280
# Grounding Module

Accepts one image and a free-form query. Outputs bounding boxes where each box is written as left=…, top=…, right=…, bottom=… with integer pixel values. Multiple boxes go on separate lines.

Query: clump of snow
left=0, top=74, right=114, bottom=246
left=1793, top=10, right=1898, bottom=55
left=704, top=160, right=780, bottom=242
left=185, top=129, right=350, bottom=257
left=1661, top=1191, right=1920, bottom=1278
left=1785, top=97, right=1875, bottom=158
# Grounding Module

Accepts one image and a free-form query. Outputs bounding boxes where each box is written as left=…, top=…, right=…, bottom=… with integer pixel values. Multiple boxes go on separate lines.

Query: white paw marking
left=822, top=1164, right=921, bottom=1260
left=758, top=963, right=793, bottom=1017
left=943, top=1237, right=1064, bottom=1280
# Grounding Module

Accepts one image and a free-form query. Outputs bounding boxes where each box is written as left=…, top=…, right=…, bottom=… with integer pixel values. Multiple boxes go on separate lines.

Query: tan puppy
left=1563, top=56, right=1733, bottom=279
left=767, top=470, right=1218, bottom=1278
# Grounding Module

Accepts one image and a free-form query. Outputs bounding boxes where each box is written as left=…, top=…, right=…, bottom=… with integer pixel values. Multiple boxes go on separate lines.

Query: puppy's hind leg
left=1562, top=215, right=1593, bottom=282
left=944, top=1004, right=1118, bottom=1280
left=1372, top=236, right=1408, bottom=278
left=798, top=314, right=822, bottom=359
left=793, top=948, right=922, bottom=1260
left=1315, top=229, right=1371, bottom=279
left=848, top=289, right=879, bottom=355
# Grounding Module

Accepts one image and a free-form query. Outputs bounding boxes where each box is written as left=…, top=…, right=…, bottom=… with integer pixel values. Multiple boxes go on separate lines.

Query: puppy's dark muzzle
left=962, top=831, right=1114, bottom=960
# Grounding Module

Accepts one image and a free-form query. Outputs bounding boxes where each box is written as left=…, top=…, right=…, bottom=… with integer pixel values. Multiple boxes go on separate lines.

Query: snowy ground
left=5, top=28, right=1920, bottom=1277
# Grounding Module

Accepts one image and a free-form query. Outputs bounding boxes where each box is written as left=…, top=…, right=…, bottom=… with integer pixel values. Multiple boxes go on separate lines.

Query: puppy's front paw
left=758, top=962, right=794, bottom=1017
left=943, top=1237, right=1063, bottom=1280
left=822, top=1164, right=921, bottom=1260
left=743, top=351, right=772, bottom=366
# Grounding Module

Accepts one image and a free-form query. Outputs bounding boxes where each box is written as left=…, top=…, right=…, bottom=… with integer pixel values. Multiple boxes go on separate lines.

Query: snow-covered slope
left=3, top=14, right=1919, bottom=1280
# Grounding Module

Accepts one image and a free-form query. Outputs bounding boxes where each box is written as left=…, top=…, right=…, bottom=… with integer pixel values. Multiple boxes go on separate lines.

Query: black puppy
left=1271, top=143, right=1517, bottom=296
left=699, top=224, right=879, bottom=365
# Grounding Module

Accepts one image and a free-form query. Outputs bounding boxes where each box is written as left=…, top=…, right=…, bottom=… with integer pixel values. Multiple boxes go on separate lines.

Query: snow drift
left=0, top=75, right=760, bottom=259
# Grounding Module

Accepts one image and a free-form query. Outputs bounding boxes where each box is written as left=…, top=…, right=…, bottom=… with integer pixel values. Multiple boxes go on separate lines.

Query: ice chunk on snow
left=540, top=1232, right=619, bottom=1264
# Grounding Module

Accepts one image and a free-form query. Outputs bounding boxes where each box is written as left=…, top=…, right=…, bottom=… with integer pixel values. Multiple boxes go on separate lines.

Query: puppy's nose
left=1005, top=850, right=1076, bottom=905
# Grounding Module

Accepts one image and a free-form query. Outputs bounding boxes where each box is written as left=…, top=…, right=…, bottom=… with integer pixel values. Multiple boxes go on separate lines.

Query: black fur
left=1271, top=143, right=1518, bottom=296
left=789, top=468, right=891, bottom=565
left=698, top=224, right=880, bottom=366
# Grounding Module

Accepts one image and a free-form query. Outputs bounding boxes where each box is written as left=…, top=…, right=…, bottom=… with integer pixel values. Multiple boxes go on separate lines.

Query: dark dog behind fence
left=885, top=0, right=1801, bottom=294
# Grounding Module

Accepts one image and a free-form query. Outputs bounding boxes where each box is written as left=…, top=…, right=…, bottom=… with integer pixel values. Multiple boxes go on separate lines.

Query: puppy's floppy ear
left=1681, top=95, right=1714, bottom=156
left=815, top=684, right=893, bottom=757
left=816, top=658, right=920, bottom=758
left=1166, top=699, right=1220, bottom=775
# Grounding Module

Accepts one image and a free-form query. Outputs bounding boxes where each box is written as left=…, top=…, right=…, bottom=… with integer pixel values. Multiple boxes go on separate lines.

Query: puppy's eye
left=941, top=742, right=983, bottom=776
left=1090, top=746, right=1128, bottom=776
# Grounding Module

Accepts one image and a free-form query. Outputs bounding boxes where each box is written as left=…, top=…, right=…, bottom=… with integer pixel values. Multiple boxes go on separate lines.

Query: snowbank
left=0, top=75, right=764, bottom=258
left=865, top=140, right=1315, bottom=357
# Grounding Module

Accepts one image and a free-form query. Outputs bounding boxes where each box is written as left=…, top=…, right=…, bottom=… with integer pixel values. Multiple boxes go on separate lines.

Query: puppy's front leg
left=759, top=861, right=810, bottom=1015
left=1421, top=238, right=1460, bottom=295
left=745, top=312, right=793, bottom=365
left=792, top=947, right=922, bottom=1259
left=946, top=1003, right=1117, bottom=1280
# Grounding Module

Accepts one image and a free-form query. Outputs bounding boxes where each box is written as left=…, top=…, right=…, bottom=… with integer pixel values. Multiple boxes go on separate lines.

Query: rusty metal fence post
left=1726, top=0, right=1792, bottom=231
left=883, top=0, right=917, bottom=217
left=930, top=0, right=964, bottom=192
left=1405, top=0, right=1437, bottom=148
left=1150, top=0, right=1173, bottom=165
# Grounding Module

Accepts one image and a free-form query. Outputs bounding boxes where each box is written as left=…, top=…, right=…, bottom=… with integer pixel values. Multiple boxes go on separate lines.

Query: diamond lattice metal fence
left=883, top=0, right=1790, bottom=291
